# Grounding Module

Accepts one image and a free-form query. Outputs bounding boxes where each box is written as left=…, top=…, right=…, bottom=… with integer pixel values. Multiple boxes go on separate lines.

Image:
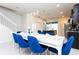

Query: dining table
left=17, top=32, right=66, bottom=55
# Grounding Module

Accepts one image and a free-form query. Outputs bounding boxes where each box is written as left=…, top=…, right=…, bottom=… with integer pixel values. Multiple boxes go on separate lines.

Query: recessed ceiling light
left=60, top=11, right=63, bottom=14
left=62, top=16, right=65, bottom=17
left=56, top=4, right=60, bottom=7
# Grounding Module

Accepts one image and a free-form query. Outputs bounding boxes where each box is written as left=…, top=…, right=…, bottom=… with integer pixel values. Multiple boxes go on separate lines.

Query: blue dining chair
left=12, top=33, right=21, bottom=49
left=17, top=35, right=29, bottom=48
left=12, top=33, right=18, bottom=43
left=16, top=35, right=29, bottom=54
left=46, top=32, right=54, bottom=35
left=17, top=31, right=22, bottom=33
left=48, top=36, right=74, bottom=55
left=38, top=30, right=45, bottom=34
left=27, top=36, right=47, bottom=55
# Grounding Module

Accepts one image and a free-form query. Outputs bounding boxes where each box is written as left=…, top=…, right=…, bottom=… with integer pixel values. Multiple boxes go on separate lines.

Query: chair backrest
left=38, top=30, right=45, bottom=34
left=17, top=35, right=29, bottom=48
left=46, top=32, right=53, bottom=35
left=17, top=31, right=22, bottom=33
left=12, top=33, right=18, bottom=43
left=28, top=36, right=44, bottom=53
left=62, top=36, right=74, bottom=55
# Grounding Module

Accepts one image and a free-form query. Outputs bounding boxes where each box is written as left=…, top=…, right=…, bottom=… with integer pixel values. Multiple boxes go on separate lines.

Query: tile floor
left=0, top=41, right=79, bottom=55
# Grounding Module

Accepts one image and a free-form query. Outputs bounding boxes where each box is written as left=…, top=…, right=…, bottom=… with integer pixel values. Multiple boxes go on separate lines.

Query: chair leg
left=44, top=49, right=47, bottom=55
left=31, top=52, right=33, bottom=55
left=19, top=48, right=25, bottom=54
left=36, top=53, right=41, bottom=55
left=38, top=53, right=41, bottom=55
left=13, top=42, right=18, bottom=49
left=41, top=52, right=45, bottom=55
left=47, top=49, right=51, bottom=55
left=19, top=47, right=21, bottom=54
left=31, top=52, right=39, bottom=55
left=18, top=47, right=22, bottom=54
left=13, top=41, right=16, bottom=48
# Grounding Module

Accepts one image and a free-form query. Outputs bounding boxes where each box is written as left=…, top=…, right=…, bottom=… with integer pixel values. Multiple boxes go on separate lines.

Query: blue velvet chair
left=48, top=36, right=74, bottom=55
left=28, top=36, right=47, bottom=55
left=16, top=35, right=29, bottom=54
left=46, top=32, right=54, bottom=35
left=38, top=30, right=45, bottom=34
left=12, top=33, right=20, bottom=49
left=17, top=31, right=22, bottom=33
left=12, top=33, right=18, bottom=43
left=17, top=35, right=29, bottom=48
left=47, top=32, right=53, bottom=35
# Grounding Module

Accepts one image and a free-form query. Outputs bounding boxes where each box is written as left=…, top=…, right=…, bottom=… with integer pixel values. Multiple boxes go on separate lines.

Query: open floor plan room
left=0, top=3, right=79, bottom=55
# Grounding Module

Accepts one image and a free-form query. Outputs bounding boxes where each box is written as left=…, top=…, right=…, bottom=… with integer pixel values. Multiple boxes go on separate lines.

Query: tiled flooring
left=0, top=41, right=79, bottom=55
left=0, top=41, right=31, bottom=55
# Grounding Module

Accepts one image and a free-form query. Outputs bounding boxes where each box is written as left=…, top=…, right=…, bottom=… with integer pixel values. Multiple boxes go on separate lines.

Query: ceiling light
left=60, top=11, right=63, bottom=14
left=56, top=4, right=60, bottom=7
left=62, top=16, right=65, bottom=18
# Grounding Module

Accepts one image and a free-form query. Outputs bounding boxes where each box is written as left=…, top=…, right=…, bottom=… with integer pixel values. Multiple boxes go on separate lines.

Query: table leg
left=58, top=47, right=62, bottom=55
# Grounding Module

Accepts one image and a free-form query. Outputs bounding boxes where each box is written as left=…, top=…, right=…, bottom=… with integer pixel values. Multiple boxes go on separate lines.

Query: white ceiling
left=0, top=3, right=75, bottom=20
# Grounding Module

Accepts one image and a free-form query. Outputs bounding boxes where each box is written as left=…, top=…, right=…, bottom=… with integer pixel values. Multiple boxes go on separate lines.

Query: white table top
left=18, top=32, right=65, bottom=47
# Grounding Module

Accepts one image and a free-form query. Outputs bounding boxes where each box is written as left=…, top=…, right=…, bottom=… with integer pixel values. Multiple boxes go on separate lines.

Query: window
left=46, top=22, right=58, bottom=30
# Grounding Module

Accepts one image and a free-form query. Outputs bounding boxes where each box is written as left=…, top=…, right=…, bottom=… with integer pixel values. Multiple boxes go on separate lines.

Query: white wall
left=0, top=7, right=23, bottom=43
left=23, top=13, right=44, bottom=32
left=0, top=23, right=13, bottom=43
left=0, top=7, right=45, bottom=43
left=0, top=7, right=23, bottom=31
left=20, top=14, right=27, bottom=31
